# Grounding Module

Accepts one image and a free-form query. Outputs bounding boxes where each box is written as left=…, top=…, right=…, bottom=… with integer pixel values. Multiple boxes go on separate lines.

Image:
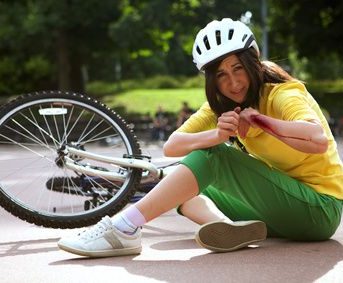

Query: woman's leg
left=134, top=164, right=199, bottom=221
left=179, top=189, right=267, bottom=253
left=57, top=164, right=201, bottom=257
left=106, top=164, right=201, bottom=233
left=181, top=144, right=342, bottom=241
left=179, top=195, right=230, bottom=224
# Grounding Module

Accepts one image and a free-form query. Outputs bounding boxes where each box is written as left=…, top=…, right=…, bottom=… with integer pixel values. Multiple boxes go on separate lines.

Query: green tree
left=109, top=0, right=262, bottom=78
left=0, top=1, right=121, bottom=94
left=2, top=0, right=342, bottom=95
left=269, top=0, right=343, bottom=79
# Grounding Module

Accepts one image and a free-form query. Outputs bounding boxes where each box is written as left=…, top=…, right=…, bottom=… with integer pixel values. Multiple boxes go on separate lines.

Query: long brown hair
left=204, top=48, right=294, bottom=117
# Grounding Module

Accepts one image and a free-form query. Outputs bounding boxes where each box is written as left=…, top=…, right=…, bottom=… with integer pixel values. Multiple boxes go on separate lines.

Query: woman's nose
left=230, top=77, right=239, bottom=88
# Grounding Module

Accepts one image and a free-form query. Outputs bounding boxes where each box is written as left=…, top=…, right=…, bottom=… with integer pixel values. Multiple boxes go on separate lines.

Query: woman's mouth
left=229, top=88, right=247, bottom=103
left=222, top=87, right=247, bottom=103
left=231, top=88, right=245, bottom=96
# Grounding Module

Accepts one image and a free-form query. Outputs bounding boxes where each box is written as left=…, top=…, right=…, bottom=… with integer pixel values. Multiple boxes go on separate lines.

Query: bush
left=86, top=81, right=120, bottom=97
left=86, top=75, right=205, bottom=96
left=182, top=75, right=205, bottom=88
left=307, top=80, right=343, bottom=118
left=307, top=80, right=343, bottom=94
left=0, top=56, right=53, bottom=96
left=307, top=54, right=343, bottom=80
left=141, top=75, right=181, bottom=89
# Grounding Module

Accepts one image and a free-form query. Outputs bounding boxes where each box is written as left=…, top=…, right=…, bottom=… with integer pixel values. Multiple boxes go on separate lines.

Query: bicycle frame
left=63, top=145, right=164, bottom=183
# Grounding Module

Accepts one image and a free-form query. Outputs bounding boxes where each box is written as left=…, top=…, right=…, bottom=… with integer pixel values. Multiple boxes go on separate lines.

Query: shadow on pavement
left=49, top=237, right=343, bottom=283
left=0, top=238, right=59, bottom=258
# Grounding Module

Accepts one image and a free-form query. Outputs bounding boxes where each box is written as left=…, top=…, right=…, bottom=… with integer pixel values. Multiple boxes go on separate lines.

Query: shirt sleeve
left=176, top=102, right=217, bottom=133
left=270, top=83, right=319, bottom=122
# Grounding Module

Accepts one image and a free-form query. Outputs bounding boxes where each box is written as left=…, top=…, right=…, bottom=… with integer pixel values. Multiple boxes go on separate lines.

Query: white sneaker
left=195, top=220, right=267, bottom=252
left=57, top=216, right=142, bottom=257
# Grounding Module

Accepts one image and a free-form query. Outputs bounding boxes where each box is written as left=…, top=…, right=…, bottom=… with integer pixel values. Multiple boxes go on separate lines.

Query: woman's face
left=216, top=54, right=250, bottom=104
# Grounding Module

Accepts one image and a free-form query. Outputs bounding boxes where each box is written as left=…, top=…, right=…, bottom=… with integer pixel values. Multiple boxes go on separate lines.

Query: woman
left=58, top=18, right=343, bottom=257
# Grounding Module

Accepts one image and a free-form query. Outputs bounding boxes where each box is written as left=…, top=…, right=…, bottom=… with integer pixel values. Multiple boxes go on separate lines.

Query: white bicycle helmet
left=192, top=18, right=259, bottom=71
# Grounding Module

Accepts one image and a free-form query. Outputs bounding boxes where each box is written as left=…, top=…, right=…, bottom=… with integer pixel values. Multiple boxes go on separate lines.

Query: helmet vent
left=228, top=29, right=234, bottom=40
left=242, top=34, right=247, bottom=41
left=215, top=30, right=221, bottom=45
left=196, top=46, right=202, bottom=55
left=203, top=36, right=210, bottom=50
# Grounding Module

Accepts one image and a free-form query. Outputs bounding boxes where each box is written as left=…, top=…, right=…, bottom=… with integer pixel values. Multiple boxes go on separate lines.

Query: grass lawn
left=103, top=88, right=206, bottom=116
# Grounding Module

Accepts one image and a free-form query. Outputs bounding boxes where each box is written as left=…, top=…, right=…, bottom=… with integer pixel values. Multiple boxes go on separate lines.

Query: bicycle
left=0, top=90, right=178, bottom=229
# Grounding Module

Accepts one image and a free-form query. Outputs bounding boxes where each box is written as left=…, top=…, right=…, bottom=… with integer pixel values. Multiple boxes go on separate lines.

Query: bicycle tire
left=0, top=90, right=142, bottom=228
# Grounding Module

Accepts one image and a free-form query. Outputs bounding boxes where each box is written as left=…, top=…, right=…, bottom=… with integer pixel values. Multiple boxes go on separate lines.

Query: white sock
left=111, top=214, right=137, bottom=234
left=112, top=206, right=147, bottom=234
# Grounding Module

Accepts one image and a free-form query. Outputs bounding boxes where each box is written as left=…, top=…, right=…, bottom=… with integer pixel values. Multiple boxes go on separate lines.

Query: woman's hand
left=238, top=107, right=261, bottom=138
left=216, top=107, right=241, bottom=142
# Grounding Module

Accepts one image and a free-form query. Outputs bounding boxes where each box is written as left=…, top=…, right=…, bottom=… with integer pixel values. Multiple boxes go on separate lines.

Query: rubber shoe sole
left=57, top=242, right=142, bottom=258
left=195, top=220, right=267, bottom=252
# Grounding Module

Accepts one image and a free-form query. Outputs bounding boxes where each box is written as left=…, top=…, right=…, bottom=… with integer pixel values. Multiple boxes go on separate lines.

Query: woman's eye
left=234, top=66, right=243, bottom=72
left=216, top=73, right=224, bottom=79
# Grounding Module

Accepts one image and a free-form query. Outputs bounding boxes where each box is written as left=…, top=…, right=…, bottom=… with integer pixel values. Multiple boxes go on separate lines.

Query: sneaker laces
left=78, top=216, right=113, bottom=240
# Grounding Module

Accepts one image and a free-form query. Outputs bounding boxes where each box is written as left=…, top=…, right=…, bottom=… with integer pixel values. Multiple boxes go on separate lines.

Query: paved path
left=0, top=139, right=342, bottom=283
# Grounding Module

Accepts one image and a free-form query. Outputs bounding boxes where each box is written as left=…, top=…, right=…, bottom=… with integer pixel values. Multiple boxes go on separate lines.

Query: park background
left=1, top=0, right=342, bottom=138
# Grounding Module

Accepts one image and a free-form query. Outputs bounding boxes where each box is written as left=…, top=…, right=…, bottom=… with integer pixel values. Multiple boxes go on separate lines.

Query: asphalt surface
left=1, top=138, right=342, bottom=283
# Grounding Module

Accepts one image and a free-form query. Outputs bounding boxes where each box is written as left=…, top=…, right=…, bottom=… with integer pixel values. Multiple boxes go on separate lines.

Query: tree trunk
left=70, top=54, right=85, bottom=93
left=57, top=30, right=85, bottom=92
left=57, top=30, right=71, bottom=91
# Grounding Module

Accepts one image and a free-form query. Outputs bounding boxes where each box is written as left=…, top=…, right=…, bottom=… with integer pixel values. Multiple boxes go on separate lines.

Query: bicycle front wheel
left=0, top=91, right=142, bottom=228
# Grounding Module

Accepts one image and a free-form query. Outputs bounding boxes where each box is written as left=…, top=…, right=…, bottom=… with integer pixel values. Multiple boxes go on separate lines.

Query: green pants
left=181, top=144, right=342, bottom=241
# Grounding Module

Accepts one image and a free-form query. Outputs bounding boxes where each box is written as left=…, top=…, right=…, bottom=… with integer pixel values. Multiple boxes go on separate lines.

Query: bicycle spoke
left=36, top=107, right=60, bottom=148
left=35, top=163, right=59, bottom=212
left=4, top=124, right=55, bottom=153
left=61, top=107, right=85, bottom=145
left=51, top=104, right=62, bottom=143
left=76, top=113, right=96, bottom=144
left=0, top=133, right=55, bottom=162
left=29, top=107, right=50, bottom=148
left=0, top=140, right=54, bottom=148
left=77, top=119, right=105, bottom=144
left=79, top=125, right=114, bottom=145
left=60, top=104, right=75, bottom=144
left=18, top=112, right=60, bottom=146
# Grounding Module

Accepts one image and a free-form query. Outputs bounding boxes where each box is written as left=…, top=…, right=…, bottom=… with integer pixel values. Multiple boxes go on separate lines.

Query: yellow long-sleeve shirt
left=177, top=81, right=343, bottom=199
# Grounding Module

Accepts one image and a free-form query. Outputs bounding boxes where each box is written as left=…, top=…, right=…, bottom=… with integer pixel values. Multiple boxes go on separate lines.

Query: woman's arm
left=239, top=108, right=329, bottom=154
left=163, top=108, right=240, bottom=157
left=163, top=130, right=221, bottom=157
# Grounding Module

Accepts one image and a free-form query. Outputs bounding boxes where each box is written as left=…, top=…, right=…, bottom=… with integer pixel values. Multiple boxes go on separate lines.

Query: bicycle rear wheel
left=0, top=91, right=142, bottom=228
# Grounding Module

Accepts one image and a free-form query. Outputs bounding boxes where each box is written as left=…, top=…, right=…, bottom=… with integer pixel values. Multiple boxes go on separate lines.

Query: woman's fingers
left=237, top=108, right=260, bottom=138
left=219, top=110, right=240, bottom=123
left=217, top=108, right=261, bottom=139
left=234, top=107, right=241, bottom=114
left=216, top=108, right=264, bottom=139
left=240, top=108, right=260, bottom=124
left=238, top=119, right=250, bottom=138
left=218, top=111, right=239, bottom=132
left=218, top=116, right=239, bottom=127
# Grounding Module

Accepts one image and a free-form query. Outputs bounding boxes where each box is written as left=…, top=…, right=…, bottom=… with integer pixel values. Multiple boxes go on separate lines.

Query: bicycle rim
left=0, top=91, right=141, bottom=228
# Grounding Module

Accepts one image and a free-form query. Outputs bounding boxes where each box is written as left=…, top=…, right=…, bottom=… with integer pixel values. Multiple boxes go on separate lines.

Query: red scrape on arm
left=250, top=115, right=310, bottom=141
